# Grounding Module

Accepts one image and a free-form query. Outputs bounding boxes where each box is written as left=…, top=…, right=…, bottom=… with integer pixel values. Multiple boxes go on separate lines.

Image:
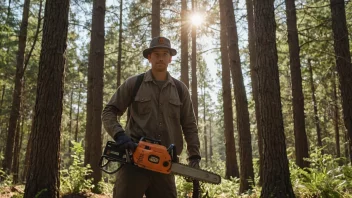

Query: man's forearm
left=102, top=105, right=125, bottom=138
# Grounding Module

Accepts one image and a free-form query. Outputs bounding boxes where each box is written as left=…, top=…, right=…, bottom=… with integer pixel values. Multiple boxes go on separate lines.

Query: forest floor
left=0, top=185, right=113, bottom=198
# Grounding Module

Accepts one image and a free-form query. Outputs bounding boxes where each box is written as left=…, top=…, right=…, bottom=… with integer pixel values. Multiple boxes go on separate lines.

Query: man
left=102, top=36, right=201, bottom=198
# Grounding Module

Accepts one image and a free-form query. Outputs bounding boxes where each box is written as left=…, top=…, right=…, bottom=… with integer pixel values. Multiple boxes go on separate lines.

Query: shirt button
left=159, top=122, right=162, bottom=125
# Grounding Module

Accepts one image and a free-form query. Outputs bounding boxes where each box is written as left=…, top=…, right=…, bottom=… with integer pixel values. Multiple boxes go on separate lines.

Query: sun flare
left=190, top=13, right=204, bottom=26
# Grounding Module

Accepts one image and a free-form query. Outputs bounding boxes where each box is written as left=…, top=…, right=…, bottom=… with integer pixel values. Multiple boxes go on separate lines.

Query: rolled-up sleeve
left=102, top=77, right=134, bottom=139
left=180, top=85, right=200, bottom=157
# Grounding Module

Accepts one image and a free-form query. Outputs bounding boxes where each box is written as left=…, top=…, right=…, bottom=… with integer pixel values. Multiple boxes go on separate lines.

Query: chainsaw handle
left=139, top=137, right=161, bottom=145
left=167, top=144, right=178, bottom=163
left=99, top=155, right=123, bottom=174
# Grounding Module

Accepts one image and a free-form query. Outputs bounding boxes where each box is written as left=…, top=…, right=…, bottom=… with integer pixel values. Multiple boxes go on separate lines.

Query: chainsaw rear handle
left=99, top=141, right=133, bottom=174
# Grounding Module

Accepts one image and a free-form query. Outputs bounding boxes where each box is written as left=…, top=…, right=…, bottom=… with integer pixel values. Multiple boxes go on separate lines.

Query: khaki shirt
left=102, top=69, right=200, bottom=157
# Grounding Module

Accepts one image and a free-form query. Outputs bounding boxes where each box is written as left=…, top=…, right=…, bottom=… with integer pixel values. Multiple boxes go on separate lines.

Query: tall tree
left=245, top=0, right=263, bottom=186
left=332, top=70, right=341, bottom=160
left=329, top=0, right=352, bottom=163
left=152, top=0, right=160, bottom=37
left=225, top=0, right=254, bottom=192
left=85, top=0, right=105, bottom=189
left=180, top=0, right=189, bottom=88
left=117, top=0, right=123, bottom=88
left=254, top=0, right=295, bottom=197
left=219, top=0, right=239, bottom=179
left=11, top=114, right=21, bottom=184
left=285, top=0, right=309, bottom=168
left=24, top=0, right=70, bottom=196
left=308, top=59, right=322, bottom=148
left=2, top=0, right=30, bottom=175
left=191, top=0, right=198, bottom=122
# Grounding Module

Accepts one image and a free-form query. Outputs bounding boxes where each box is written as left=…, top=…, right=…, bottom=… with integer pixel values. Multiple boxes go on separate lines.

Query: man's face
left=148, top=48, right=172, bottom=72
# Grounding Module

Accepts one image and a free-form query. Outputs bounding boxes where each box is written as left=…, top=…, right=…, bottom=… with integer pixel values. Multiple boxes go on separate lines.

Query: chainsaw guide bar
left=171, top=163, right=221, bottom=184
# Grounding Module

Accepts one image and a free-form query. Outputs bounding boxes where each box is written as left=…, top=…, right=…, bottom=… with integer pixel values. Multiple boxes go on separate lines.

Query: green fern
left=60, top=140, right=94, bottom=194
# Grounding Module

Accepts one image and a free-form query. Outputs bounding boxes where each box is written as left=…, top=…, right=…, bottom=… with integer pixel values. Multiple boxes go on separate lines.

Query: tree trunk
left=285, top=0, right=309, bottom=168
left=245, top=0, right=263, bottom=186
left=117, top=0, right=123, bottom=88
left=209, top=117, right=213, bottom=159
left=335, top=72, right=341, bottom=159
left=24, top=0, right=69, bottom=196
left=225, top=0, right=254, bottom=192
left=75, top=82, right=82, bottom=142
left=22, top=115, right=34, bottom=182
left=254, top=0, right=295, bottom=197
left=86, top=0, right=105, bottom=189
left=180, top=0, right=189, bottom=88
left=152, top=0, right=160, bottom=37
left=202, top=85, right=208, bottom=165
left=69, top=89, right=73, bottom=152
left=219, top=0, right=239, bottom=179
left=2, top=0, right=30, bottom=175
left=345, top=129, right=350, bottom=161
left=329, top=0, right=352, bottom=163
left=18, top=116, right=25, bottom=181
left=0, top=85, right=5, bottom=115
left=191, top=0, right=198, bottom=122
left=12, top=116, right=20, bottom=184
left=308, top=59, right=322, bottom=149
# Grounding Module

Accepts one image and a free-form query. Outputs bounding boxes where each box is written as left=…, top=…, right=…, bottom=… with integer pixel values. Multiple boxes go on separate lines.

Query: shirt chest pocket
left=168, top=98, right=182, bottom=119
left=134, top=96, right=152, bottom=115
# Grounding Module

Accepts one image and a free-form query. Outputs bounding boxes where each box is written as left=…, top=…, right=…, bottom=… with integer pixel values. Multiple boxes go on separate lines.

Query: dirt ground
left=0, top=186, right=113, bottom=198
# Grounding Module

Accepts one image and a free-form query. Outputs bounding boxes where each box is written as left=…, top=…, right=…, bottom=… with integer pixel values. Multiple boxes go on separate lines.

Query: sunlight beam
left=190, top=12, right=204, bottom=26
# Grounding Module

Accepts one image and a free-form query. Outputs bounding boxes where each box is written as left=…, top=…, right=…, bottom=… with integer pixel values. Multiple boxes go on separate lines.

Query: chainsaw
left=99, top=137, right=221, bottom=184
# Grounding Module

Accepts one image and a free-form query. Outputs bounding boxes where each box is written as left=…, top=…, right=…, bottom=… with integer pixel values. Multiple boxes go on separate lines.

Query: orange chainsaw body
left=132, top=140, right=172, bottom=174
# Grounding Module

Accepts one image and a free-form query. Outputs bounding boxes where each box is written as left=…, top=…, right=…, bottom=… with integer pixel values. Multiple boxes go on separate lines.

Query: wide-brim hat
left=143, top=36, right=177, bottom=58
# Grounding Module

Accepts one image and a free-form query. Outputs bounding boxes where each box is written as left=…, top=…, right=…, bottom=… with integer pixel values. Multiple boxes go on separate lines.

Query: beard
left=153, top=63, right=168, bottom=72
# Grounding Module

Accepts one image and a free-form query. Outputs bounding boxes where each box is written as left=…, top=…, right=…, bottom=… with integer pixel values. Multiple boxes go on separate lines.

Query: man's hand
left=186, top=155, right=201, bottom=182
left=113, top=132, right=137, bottom=152
left=188, top=155, right=201, bottom=169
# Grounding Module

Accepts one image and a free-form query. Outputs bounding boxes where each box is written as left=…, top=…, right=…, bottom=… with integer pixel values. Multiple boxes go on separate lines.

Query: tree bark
left=12, top=116, right=20, bottom=184
left=22, top=115, right=34, bottom=182
left=209, top=117, right=213, bottom=159
left=117, top=0, right=123, bottom=88
left=69, top=89, right=73, bottom=152
left=225, top=0, right=254, bottom=192
left=285, top=0, right=309, bottom=168
left=24, top=0, right=69, bottom=196
left=332, top=70, right=341, bottom=160
left=181, top=0, right=189, bottom=88
left=3, top=0, right=30, bottom=175
left=329, top=0, right=352, bottom=163
left=75, top=82, right=82, bottom=142
left=191, top=0, right=198, bottom=122
left=219, top=0, right=239, bottom=179
left=152, top=0, right=160, bottom=37
left=0, top=85, right=5, bottom=116
left=245, top=0, right=263, bottom=186
left=86, top=0, right=105, bottom=188
left=308, top=59, right=322, bottom=149
left=202, top=85, right=208, bottom=164
left=254, top=0, right=295, bottom=197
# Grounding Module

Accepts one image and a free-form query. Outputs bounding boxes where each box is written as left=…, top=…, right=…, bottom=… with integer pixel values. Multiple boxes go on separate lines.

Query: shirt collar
left=144, top=69, right=176, bottom=86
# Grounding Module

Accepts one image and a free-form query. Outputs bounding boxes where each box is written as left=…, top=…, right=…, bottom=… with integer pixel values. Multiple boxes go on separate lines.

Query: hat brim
left=143, top=47, right=177, bottom=58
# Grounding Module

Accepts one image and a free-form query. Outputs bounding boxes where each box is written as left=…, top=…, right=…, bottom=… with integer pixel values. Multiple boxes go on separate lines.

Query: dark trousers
left=113, top=164, right=177, bottom=198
